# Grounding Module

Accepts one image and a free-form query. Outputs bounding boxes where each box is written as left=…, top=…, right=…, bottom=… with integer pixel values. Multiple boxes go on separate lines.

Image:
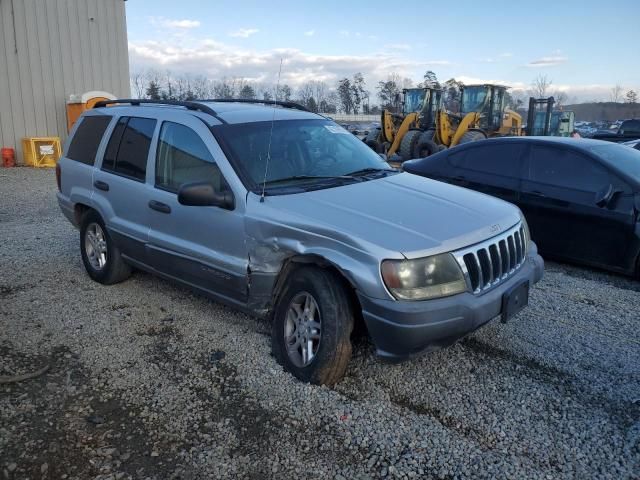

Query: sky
left=125, top=0, right=640, bottom=103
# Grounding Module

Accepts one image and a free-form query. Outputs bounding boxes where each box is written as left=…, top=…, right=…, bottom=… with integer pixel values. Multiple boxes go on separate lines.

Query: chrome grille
left=454, top=222, right=528, bottom=294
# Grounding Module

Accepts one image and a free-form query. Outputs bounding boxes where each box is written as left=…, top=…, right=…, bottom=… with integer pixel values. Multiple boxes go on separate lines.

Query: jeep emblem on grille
left=490, top=224, right=501, bottom=233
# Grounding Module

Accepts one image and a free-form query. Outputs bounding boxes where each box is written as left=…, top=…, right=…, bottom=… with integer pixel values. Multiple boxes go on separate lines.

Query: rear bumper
left=359, top=243, right=544, bottom=361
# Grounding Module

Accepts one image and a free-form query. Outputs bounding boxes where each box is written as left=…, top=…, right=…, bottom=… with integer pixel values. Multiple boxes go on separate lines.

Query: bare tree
left=626, top=89, right=638, bottom=104
left=131, top=72, right=147, bottom=99
left=553, top=90, right=568, bottom=107
left=610, top=84, right=623, bottom=103
left=531, top=74, right=552, bottom=98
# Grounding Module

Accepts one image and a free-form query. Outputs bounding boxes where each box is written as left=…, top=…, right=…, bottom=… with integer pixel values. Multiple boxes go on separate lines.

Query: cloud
left=384, top=44, right=411, bottom=51
left=150, top=17, right=201, bottom=29
left=304, top=30, right=315, bottom=37
left=128, top=38, right=429, bottom=88
left=229, top=28, right=259, bottom=38
left=499, top=52, right=513, bottom=58
left=526, top=55, right=568, bottom=67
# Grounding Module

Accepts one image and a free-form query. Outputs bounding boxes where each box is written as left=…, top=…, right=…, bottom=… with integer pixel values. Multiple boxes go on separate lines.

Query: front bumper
left=359, top=243, right=544, bottom=362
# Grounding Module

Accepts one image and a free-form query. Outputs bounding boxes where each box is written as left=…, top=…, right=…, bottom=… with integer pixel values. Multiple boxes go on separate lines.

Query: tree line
left=130, top=70, right=637, bottom=115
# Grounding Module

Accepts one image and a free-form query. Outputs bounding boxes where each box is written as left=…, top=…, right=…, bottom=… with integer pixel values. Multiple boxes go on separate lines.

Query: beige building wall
left=0, top=0, right=130, bottom=163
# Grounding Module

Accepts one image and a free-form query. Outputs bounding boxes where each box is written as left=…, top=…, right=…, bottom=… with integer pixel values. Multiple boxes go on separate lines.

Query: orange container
left=1, top=147, right=15, bottom=167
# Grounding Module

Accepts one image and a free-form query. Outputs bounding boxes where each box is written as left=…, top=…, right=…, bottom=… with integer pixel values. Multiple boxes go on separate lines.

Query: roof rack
left=208, top=98, right=310, bottom=112
left=92, top=99, right=220, bottom=118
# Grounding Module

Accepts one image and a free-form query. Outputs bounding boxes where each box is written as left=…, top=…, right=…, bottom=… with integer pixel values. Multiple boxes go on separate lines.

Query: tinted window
left=66, top=116, right=112, bottom=165
left=588, top=143, right=640, bottom=179
left=622, top=120, right=640, bottom=134
left=102, top=117, right=156, bottom=181
left=448, top=143, right=525, bottom=177
left=156, top=122, right=228, bottom=193
left=529, top=145, right=610, bottom=191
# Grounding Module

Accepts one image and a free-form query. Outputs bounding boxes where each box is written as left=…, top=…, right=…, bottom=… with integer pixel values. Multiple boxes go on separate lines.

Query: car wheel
left=271, top=267, right=354, bottom=385
left=80, top=210, right=131, bottom=285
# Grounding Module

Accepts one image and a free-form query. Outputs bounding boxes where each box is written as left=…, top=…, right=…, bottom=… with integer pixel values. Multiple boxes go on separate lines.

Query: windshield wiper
left=346, top=167, right=396, bottom=176
left=263, top=175, right=356, bottom=186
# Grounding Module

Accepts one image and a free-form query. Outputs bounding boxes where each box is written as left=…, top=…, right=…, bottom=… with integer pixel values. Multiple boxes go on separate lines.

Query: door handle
left=148, top=200, right=171, bottom=214
left=94, top=180, right=109, bottom=191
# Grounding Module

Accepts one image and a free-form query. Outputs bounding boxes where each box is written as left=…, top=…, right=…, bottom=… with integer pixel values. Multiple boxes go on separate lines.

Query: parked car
left=403, top=137, right=640, bottom=277
left=57, top=99, right=543, bottom=385
left=623, top=139, right=640, bottom=151
left=591, top=119, right=640, bottom=142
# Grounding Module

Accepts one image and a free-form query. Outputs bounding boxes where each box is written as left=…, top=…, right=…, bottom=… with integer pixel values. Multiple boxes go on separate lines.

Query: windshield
left=213, top=119, right=392, bottom=192
left=403, top=90, right=426, bottom=115
left=588, top=144, right=640, bottom=180
left=461, top=86, right=488, bottom=114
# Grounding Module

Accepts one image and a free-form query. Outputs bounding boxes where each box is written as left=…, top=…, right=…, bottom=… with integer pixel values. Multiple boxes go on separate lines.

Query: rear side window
left=102, top=117, right=156, bottom=181
left=66, top=116, right=112, bottom=165
left=448, top=143, right=525, bottom=177
left=155, top=122, right=228, bottom=193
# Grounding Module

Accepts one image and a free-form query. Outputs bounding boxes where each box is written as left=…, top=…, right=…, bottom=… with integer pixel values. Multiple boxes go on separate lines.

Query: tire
left=365, top=140, right=383, bottom=153
left=364, top=128, right=383, bottom=153
left=458, top=130, right=487, bottom=145
left=412, top=130, right=439, bottom=158
left=80, top=210, right=131, bottom=285
left=271, top=267, right=354, bottom=386
left=399, top=130, right=422, bottom=160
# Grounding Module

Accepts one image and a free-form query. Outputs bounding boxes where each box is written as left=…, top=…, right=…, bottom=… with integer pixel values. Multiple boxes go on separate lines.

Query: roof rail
left=208, top=98, right=310, bottom=112
left=92, top=99, right=220, bottom=118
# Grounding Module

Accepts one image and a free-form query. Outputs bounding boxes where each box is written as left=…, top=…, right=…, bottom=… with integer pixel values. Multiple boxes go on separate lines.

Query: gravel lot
left=1, top=167, right=639, bottom=479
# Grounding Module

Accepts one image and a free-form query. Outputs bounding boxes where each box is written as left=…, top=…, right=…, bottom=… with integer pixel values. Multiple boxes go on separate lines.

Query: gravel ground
left=1, top=167, right=639, bottom=480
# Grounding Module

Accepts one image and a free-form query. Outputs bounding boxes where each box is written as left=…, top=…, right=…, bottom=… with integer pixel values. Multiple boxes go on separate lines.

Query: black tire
left=399, top=130, right=422, bottom=160
left=413, top=130, right=439, bottom=158
left=365, top=140, right=383, bottom=153
left=365, top=128, right=381, bottom=143
left=458, top=130, right=487, bottom=144
left=271, top=267, right=354, bottom=386
left=80, top=210, right=131, bottom=285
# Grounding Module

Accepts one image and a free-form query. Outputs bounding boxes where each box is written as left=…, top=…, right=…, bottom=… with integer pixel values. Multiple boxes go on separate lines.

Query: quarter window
left=66, top=116, right=112, bottom=165
left=102, top=117, right=156, bottom=181
left=155, top=122, right=228, bottom=193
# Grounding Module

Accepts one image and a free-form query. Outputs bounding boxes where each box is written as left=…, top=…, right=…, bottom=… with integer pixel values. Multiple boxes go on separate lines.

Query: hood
left=256, top=173, right=521, bottom=259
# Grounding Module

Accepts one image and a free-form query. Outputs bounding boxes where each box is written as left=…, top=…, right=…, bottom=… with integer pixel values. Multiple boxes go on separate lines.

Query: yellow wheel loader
left=366, top=84, right=522, bottom=162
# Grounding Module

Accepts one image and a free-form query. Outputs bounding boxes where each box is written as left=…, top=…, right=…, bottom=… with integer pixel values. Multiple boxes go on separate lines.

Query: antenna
left=260, top=58, right=284, bottom=203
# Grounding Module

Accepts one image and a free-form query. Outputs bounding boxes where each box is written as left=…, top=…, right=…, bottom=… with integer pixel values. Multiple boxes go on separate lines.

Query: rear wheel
left=80, top=210, right=131, bottom=285
left=364, top=128, right=383, bottom=153
left=399, top=130, right=422, bottom=160
left=458, top=130, right=487, bottom=144
left=271, top=267, right=354, bottom=385
left=413, top=130, right=439, bottom=158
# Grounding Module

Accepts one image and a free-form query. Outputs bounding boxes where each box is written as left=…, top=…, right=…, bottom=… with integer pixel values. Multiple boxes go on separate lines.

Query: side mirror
left=178, top=182, right=234, bottom=210
left=594, top=184, right=621, bottom=208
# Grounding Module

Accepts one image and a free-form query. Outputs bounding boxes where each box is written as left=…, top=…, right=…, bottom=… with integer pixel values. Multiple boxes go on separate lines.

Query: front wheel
left=271, top=267, right=354, bottom=385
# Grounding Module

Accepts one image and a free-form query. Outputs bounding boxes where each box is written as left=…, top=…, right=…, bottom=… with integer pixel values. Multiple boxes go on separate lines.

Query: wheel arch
left=267, top=254, right=367, bottom=337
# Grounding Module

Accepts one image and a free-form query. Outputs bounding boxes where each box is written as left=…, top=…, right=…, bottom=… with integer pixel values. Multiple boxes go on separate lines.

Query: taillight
left=55, top=164, right=61, bottom=191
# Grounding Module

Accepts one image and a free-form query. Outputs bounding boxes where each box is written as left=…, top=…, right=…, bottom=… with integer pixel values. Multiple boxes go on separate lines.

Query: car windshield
left=213, top=119, right=393, bottom=192
left=589, top=143, right=640, bottom=180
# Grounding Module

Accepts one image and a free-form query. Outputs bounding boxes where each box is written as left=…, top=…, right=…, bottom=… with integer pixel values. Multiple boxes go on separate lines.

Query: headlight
left=381, top=253, right=467, bottom=301
left=519, top=211, right=531, bottom=253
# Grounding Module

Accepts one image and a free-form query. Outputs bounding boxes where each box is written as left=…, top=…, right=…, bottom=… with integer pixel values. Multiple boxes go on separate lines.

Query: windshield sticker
left=324, top=125, right=350, bottom=134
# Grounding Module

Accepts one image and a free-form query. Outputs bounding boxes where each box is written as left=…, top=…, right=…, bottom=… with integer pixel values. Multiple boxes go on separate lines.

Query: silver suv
left=57, top=99, right=544, bottom=385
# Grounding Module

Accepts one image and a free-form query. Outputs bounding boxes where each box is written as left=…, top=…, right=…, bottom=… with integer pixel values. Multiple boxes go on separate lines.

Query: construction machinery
left=364, top=87, right=443, bottom=159
left=365, top=84, right=523, bottom=161
left=526, top=97, right=575, bottom=137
